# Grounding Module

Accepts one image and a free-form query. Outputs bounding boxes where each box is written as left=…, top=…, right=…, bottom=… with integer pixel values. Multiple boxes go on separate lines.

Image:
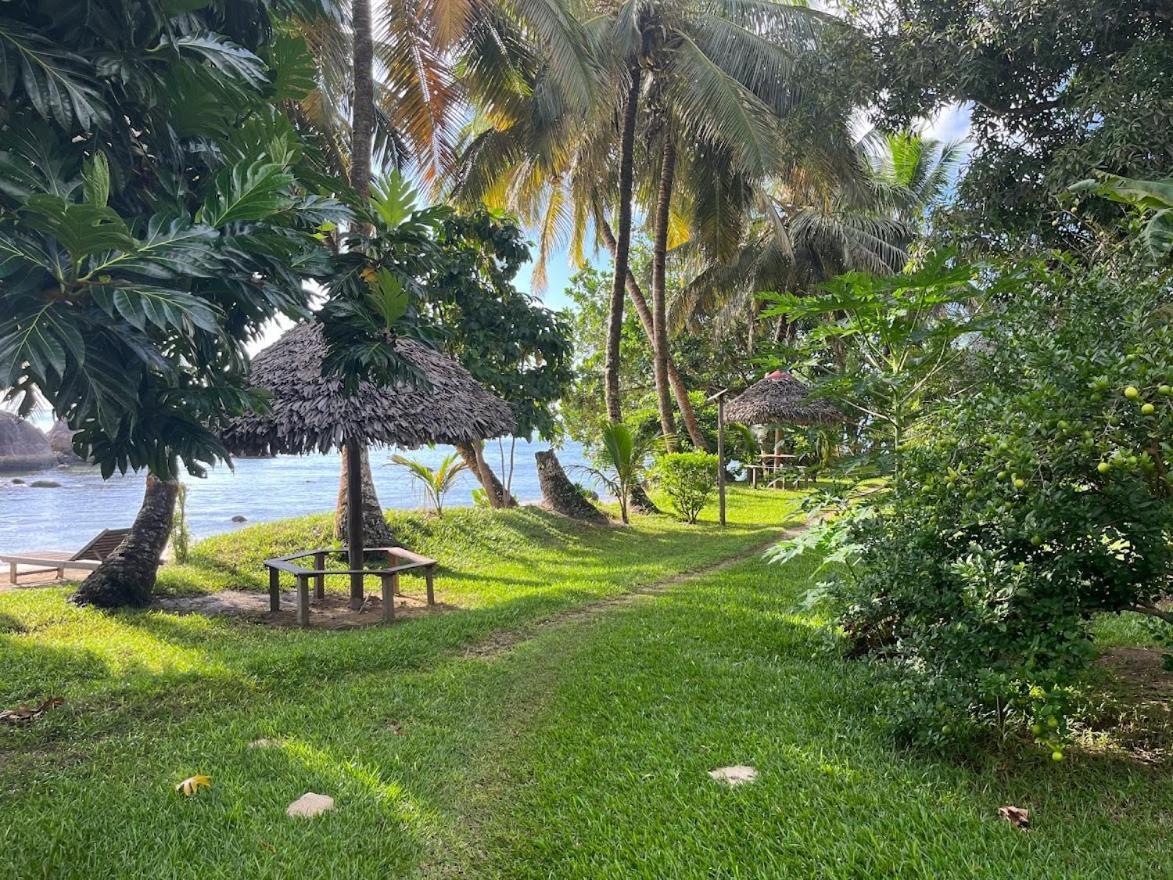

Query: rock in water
left=0, top=414, right=55, bottom=473
left=46, top=420, right=82, bottom=463
left=286, top=792, right=334, bottom=818
left=231, top=515, right=247, bottom=523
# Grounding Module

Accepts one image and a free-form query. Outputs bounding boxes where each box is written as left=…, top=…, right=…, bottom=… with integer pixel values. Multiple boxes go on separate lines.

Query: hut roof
left=724, top=370, right=842, bottom=427
left=222, top=323, right=514, bottom=456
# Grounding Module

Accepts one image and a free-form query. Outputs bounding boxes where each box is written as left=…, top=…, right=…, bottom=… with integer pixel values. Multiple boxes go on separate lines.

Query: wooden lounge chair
left=1, top=528, right=130, bottom=585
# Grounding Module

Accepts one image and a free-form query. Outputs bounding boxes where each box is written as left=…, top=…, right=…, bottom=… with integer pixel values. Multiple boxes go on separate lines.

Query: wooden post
left=707, top=389, right=729, bottom=527
left=381, top=572, right=397, bottom=622
left=425, top=567, right=435, bottom=606
left=313, top=551, right=326, bottom=602
left=344, top=436, right=365, bottom=610
left=296, top=574, right=310, bottom=627
left=268, top=566, right=280, bottom=612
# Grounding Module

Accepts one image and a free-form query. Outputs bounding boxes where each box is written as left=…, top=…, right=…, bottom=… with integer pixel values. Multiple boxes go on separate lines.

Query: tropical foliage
left=390, top=451, right=468, bottom=516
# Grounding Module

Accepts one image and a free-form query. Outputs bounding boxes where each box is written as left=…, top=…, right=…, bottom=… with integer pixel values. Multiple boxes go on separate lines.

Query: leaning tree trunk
left=598, top=216, right=708, bottom=451
left=629, top=482, right=659, bottom=515
left=335, top=444, right=398, bottom=546
left=650, top=137, right=678, bottom=450
left=535, top=450, right=608, bottom=524
left=72, top=474, right=178, bottom=608
left=455, top=439, right=517, bottom=508
left=604, top=64, right=641, bottom=423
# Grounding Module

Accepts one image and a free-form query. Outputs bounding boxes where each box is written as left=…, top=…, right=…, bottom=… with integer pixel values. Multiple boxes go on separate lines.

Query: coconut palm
left=575, top=423, right=659, bottom=524
left=669, top=132, right=964, bottom=350
left=453, top=0, right=835, bottom=446
left=391, top=452, right=468, bottom=516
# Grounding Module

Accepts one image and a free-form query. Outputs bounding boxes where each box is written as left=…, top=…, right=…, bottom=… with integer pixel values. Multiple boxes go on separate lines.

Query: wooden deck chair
left=1, top=527, right=131, bottom=585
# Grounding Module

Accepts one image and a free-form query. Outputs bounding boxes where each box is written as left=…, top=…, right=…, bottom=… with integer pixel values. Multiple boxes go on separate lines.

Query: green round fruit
left=1047, top=716, right=1059, bottom=729
left=1031, top=534, right=1043, bottom=546
left=1051, top=751, right=1064, bottom=762
left=1124, top=385, right=1140, bottom=399
left=1030, top=723, right=1043, bottom=736
left=1159, top=384, right=1172, bottom=396
left=1013, top=478, right=1026, bottom=490
left=1141, top=402, right=1155, bottom=415
left=1097, top=461, right=1111, bottom=474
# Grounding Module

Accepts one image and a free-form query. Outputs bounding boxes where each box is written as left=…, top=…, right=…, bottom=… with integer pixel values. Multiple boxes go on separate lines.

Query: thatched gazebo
left=222, top=322, right=514, bottom=622
left=724, top=370, right=841, bottom=488
left=724, top=370, right=841, bottom=427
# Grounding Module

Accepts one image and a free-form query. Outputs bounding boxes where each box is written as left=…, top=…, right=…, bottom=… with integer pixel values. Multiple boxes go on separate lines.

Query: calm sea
left=0, top=439, right=591, bottom=552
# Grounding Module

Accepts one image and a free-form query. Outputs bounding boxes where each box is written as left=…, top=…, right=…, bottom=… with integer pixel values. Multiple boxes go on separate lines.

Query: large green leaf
left=0, top=303, right=84, bottom=382
left=198, top=158, right=295, bottom=227
left=92, top=285, right=221, bottom=334
left=0, top=18, right=107, bottom=128
left=21, top=195, right=135, bottom=263
left=86, top=218, right=219, bottom=280
left=156, top=33, right=268, bottom=88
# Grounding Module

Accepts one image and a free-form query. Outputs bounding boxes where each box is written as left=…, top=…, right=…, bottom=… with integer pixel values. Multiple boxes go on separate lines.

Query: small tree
left=654, top=452, right=718, bottom=524
left=390, top=452, right=467, bottom=517
left=169, top=483, right=191, bottom=565
left=576, top=423, right=657, bottom=524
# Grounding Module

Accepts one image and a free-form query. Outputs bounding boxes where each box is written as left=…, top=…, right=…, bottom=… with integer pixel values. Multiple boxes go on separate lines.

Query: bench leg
left=296, top=575, right=310, bottom=627
left=9, top=561, right=17, bottom=585
left=381, top=573, right=397, bottom=623
left=268, top=567, right=280, bottom=612
left=313, top=552, right=325, bottom=602
left=425, top=568, right=435, bottom=606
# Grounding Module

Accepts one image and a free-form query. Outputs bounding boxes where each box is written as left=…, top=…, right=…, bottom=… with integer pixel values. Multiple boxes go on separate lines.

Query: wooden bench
left=262, top=546, right=437, bottom=627
left=2, top=528, right=130, bottom=585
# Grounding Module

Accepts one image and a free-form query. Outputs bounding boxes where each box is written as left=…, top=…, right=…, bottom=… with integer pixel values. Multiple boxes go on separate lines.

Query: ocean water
left=0, top=439, right=591, bottom=552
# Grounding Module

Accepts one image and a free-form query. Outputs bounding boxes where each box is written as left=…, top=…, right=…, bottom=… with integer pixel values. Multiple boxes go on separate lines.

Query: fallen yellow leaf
left=176, top=774, right=212, bottom=797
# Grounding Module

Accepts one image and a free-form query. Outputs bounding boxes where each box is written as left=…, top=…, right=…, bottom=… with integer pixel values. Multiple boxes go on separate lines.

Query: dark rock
left=29, top=479, right=62, bottom=488
left=46, top=420, right=83, bottom=463
left=231, top=515, right=248, bottom=523
left=11, top=478, right=25, bottom=485
left=0, top=413, right=55, bottom=473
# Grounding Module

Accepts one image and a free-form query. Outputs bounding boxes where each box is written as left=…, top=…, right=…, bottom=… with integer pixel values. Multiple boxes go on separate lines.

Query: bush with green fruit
left=777, top=257, right=1171, bottom=749
left=654, top=452, right=719, bottom=524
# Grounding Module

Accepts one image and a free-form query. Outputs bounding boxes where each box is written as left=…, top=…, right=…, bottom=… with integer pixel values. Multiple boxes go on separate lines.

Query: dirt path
left=460, top=523, right=808, bottom=660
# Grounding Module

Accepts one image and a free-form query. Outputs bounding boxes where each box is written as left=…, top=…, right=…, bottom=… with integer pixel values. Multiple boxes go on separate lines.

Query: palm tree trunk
left=604, top=64, right=641, bottom=423
left=332, top=0, right=395, bottom=556
left=598, top=216, right=708, bottom=451
left=72, top=474, right=177, bottom=608
left=455, top=439, right=517, bottom=508
left=350, top=0, right=374, bottom=199
left=335, top=444, right=398, bottom=546
left=650, top=137, right=677, bottom=450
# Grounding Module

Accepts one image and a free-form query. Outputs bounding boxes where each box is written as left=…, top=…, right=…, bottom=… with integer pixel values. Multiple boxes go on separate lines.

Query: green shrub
left=655, top=452, right=718, bottom=523
left=776, top=259, right=1173, bottom=749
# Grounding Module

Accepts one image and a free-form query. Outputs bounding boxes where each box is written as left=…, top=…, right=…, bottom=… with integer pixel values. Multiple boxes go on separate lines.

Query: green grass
left=0, top=488, right=802, bottom=878
left=1, top=487, right=1169, bottom=879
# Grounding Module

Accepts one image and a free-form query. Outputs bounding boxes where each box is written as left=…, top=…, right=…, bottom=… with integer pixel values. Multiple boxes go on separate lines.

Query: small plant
left=170, top=482, right=191, bottom=564
left=575, top=423, right=657, bottom=523
left=654, top=452, right=718, bottom=523
left=390, top=452, right=467, bottom=516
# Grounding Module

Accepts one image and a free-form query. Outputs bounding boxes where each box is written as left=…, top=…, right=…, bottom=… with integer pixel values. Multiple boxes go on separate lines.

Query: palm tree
left=576, top=423, right=657, bottom=524
left=669, top=132, right=963, bottom=349
left=390, top=452, right=468, bottom=516
left=453, top=0, right=833, bottom=447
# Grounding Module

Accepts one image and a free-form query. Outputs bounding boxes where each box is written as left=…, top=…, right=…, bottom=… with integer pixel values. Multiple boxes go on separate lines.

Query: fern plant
left=390, top=452, right=468, bottom=517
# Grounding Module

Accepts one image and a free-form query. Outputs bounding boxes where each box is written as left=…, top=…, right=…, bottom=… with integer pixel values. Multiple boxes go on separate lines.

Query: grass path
left=435, top=552, right=1173, bottom=880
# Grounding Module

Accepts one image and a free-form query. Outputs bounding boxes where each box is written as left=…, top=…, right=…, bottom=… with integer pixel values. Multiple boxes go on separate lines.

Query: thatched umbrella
left=724, top=370, right=841, bottom=427
left=222, top=322, right=514, bottom=606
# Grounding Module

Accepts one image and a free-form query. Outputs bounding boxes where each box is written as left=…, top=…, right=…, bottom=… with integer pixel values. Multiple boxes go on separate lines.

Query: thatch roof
left=724, top=370, right=842, bottom=427
left=222, top=323, right=514, bottom=456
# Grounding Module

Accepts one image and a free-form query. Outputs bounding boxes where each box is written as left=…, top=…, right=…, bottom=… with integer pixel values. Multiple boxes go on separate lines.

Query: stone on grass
left=708, top=765, right=757, bottom=786
left=248, top=738, right=279, bottom=749
left=286, top=792, right=334, bottom=818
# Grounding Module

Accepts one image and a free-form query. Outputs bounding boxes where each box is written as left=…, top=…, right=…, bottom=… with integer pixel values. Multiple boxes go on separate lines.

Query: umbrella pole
left=345, top=437, right=365, bottom=610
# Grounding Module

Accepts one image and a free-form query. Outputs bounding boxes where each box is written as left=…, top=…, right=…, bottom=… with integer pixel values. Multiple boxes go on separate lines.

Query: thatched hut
left=222, top=323, right=514, bottom=457
left=222, top=322, right=514, bottom=609
left=724, top=370, right=841, bottom=427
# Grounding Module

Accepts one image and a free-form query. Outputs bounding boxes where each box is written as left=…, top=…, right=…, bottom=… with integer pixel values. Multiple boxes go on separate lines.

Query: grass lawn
left=1, top=487, right=1170, bottom=878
